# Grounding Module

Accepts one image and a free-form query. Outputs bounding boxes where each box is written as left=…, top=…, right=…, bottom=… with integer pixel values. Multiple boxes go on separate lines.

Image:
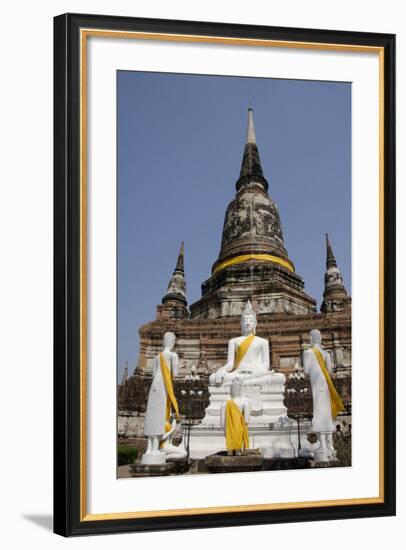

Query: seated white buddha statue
left=160, top=418, right=187, bottom=460
left=209, top=301, right=275, bottom=387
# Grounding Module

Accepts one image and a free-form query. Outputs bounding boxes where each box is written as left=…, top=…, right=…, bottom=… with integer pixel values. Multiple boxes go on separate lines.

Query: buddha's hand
left=209, top=369, right=224, bottom=386
left=214, top=368, right=226, bottom=385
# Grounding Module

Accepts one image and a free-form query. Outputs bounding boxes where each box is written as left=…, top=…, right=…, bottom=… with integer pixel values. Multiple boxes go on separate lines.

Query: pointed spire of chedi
left=212, top=107, right=293, bottom=275
left=175, top=240, right=185, bottom=273
left=236, top=108, right=268, bottom=192
left=326, top=233, right=338, bottom=269
left=162, top=241, right=187, bottom=305
left=158, top=242, right=189, bottom=320
left=246, top=107, right=257, bottom=143
left=321, top=234, right=351, bottom=313
left=120, top=362, right=129, bottom=386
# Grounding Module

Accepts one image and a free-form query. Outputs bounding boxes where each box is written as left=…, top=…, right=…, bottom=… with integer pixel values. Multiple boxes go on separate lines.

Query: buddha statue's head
left=241, top=300, right=257, bottom=335
left=163, top=331, right=176, bottom=350
left=230, top=377, right=243, bottom=398
left=309, top=329, right=322, bottom=347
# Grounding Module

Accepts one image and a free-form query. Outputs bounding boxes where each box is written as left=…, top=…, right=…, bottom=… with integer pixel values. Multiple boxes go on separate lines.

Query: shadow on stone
left=264, top=457, right=312, bottom=470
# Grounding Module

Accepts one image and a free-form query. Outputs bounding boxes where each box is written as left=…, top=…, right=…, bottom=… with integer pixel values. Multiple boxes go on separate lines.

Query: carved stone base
left=205, top=450, right=264, bottom=473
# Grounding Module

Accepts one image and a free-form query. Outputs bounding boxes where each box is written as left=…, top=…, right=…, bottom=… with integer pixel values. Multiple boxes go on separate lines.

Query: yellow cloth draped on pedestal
left=159, top=353, right=179, bottom=422
left=231, top=333, right=255, bottom=372
left=312, top=347, right=345, bottom=419
left=225, top=400, right=249, bottom=451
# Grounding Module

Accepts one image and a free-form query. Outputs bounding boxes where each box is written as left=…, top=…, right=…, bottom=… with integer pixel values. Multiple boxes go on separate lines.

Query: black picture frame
left=54, top=12, right=396, bottom=537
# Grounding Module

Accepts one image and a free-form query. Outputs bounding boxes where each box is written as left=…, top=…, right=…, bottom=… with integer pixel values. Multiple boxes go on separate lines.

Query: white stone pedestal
left=189, top=375, right=310, bottom=459
left=189, top=421, right=311, bottom=459
left=200, top=377, right=288, bottom=428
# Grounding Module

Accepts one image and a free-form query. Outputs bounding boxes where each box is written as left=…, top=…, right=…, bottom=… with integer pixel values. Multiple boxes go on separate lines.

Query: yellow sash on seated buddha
left=230, top=333, right=256, bottom=372
left=160, top=353, right=179, bottom=422
left=225, top=400, right=249, bottom=451
left=312, top=347, right=345, bottom=419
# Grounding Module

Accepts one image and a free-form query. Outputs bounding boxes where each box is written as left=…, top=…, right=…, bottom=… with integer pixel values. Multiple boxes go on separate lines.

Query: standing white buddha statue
left=142, top=332, right=179, bottom=465
left=303, top=329, right=345, bottom=462
left=209, top=300, right=275, bottom=387
left=220, top=378, right=251, bottom=455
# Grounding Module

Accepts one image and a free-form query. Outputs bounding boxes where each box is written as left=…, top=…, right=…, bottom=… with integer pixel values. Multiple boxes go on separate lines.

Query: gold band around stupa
left=213, top=253, right=295, bottom=274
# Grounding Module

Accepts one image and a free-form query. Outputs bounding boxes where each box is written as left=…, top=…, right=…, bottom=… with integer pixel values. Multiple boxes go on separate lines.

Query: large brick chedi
left=120, top=109, right=351, bottom=429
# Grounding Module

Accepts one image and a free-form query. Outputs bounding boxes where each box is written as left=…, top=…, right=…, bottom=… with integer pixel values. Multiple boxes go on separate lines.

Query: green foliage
left=117, top=445, right=138, bottom=466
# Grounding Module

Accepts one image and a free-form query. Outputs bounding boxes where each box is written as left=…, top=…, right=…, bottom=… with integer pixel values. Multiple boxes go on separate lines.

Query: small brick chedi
left=118, top=108, right=352, bottom=442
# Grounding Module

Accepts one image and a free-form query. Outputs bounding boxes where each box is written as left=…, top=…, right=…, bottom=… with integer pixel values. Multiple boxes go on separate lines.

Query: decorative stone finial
left=246, top=107, right=257, bottom=144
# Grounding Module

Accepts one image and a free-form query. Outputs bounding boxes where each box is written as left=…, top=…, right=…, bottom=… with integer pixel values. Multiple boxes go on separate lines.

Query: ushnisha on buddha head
left=241, top=300, right=257, bottom=335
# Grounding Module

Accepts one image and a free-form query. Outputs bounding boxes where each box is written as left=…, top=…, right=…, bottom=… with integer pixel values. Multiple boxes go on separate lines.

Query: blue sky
left=117, top=71, right=351, bottom=380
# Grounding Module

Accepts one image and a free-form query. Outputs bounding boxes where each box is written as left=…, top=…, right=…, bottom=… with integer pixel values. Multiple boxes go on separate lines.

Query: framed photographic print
left=54, top=13, right=396, bottom=536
